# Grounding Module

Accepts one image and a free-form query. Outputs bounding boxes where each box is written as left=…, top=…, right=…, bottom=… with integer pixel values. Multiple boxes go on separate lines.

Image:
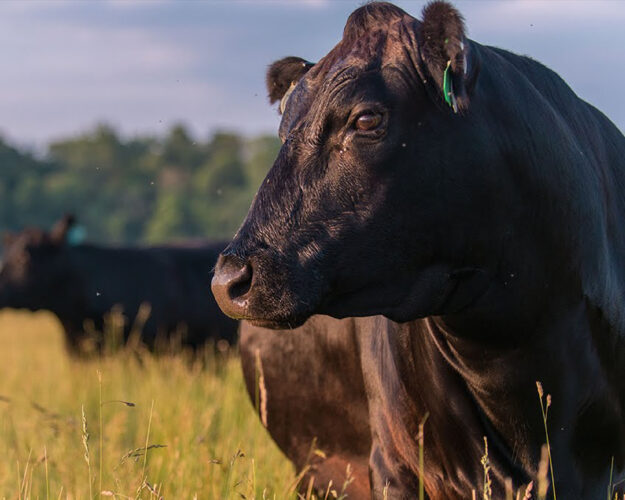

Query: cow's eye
left=355, top=113, right=382, bottom=131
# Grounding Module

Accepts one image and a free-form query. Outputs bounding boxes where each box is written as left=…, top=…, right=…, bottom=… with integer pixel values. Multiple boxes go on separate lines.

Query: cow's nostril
left=228, top=263, right=252, bottom=301
left=212, top=255, right=254, bottom=319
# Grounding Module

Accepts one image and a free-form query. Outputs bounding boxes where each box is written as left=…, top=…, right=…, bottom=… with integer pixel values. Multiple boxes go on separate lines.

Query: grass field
left=0, top=309, right=297, bottom=500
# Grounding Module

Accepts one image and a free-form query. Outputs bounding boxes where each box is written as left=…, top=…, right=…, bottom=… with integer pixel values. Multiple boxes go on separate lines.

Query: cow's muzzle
left=211, top=254, right=253, bottom=319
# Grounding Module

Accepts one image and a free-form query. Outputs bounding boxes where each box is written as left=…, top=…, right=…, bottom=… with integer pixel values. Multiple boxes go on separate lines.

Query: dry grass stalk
left=505, top=478, right=513, bottom=500
left=254, top=349, right=268, bottom=428
left=418, top=412, right=429, bottom=500
left=44, top=446, right=50, bottom=500
left=285, top=464, right=311, bottom=496
left=521, top=481, right=534, bottom=500
left=322, top=479, right=333, bottom=500
left=537, top=445, right=550, bottom=500
left=18, top=448, right=33, bottom=500
left=608, top=456, right=615, bottom=500
left=99, top=369, right=103, bottom=500
left=304, top=476, right=315, bottom=499
left=536, top=381, right=557, bottom=500
left=136, top=400, right=155, bottom=500
left=82, top=404, right=93, bottom=500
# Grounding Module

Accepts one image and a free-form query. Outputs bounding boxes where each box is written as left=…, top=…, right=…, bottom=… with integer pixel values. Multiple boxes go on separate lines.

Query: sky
left=0, top=0, right=624, bottom=148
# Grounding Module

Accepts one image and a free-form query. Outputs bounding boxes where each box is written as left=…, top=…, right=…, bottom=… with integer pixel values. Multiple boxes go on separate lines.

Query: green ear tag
left=442, top=60, right=458, bottom=113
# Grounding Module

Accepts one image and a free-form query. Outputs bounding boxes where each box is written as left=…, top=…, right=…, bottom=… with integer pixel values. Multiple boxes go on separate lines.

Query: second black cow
left=1, top=215, right=237, bottom=354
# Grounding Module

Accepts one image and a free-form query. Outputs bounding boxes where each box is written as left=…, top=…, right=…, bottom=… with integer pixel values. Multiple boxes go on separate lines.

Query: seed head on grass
left=119, top=445, right=167, bottom=466
left=101, top=400, right=136, bottom=407
left=481, top=437, right=492, bottom=500
left=82, top=406, right=90, bottom=463
left=338, top=463, right=354, bottom=499
left=221, top=448, right=246, bottom=498
left=144, top=480, right=164, bottom=500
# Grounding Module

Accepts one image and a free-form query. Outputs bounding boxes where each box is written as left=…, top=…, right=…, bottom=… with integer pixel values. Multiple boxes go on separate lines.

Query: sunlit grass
left=0, top=309, right=294, bottom=499
left=0, top=310, right=560, bottom=499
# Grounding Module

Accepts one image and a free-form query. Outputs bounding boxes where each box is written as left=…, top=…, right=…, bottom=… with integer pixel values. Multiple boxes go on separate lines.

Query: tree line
left=0, top=124, right=281, bottom=245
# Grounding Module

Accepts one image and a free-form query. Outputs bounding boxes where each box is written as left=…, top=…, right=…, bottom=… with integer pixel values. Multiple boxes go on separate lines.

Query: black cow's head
left=213, top=1, right=504, bottom=329
left=0, top=214, right=78, bottom=310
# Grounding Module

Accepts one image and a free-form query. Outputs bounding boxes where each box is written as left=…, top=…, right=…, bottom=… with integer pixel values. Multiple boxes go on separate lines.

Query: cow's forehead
left=278, top=65, right=365, bottom=140
left=279, top=7, right=417, bottom=138
left=312, top=21, right=405, bottom=82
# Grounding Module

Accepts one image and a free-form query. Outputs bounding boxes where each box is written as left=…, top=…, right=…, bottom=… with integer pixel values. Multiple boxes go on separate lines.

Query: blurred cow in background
left=0, top=214, right=238, bottom=355
left=239, top=317, right=371, bottom=498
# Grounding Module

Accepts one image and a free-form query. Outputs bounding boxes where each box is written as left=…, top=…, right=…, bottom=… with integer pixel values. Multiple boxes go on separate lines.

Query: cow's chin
left=313, top=265, right=492, bottom=323
left=244, top=315, right=310, bottom=330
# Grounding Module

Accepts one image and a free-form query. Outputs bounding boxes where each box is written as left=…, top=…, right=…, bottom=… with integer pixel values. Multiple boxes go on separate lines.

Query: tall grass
left=0, top=310, right=578, bottom=499
left=0, top=309, right=294, bottom=499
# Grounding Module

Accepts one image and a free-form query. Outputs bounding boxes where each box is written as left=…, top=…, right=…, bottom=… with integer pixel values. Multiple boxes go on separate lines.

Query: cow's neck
left=361, top=317, right=528, bottom=498
left=430, top=294, right=625, bottom=497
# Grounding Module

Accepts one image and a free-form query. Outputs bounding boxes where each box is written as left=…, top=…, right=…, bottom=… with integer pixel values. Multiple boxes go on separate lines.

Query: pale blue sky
left=1, top=0, right=623, bottom=147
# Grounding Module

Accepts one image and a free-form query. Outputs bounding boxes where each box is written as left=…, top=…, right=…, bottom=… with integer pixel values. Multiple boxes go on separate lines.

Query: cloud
left=490, top=0, right=625, bottom=23
left=104, top=0, right=173, bottom=8
left=0, top=0, right=74, bottom=13
left=0, top=0, right=623, bottom=146
left=276, top=0, right=331, bottom=8
left=0, top=6, right=210, bottom=145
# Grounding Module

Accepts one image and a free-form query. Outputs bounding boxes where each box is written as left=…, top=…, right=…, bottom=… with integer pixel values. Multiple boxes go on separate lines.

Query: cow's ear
left=50, top=213, right=76, bottom=245
left=419, top=1, right=470, bottom=113
left=266, top=56, right=314, bottom=112
left=2, top=232, right=15, bottom=248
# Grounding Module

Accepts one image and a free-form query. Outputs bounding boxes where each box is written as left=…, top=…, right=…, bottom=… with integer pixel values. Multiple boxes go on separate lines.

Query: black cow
left=1, top=215, right=237, bottom=354
left=214, top=1, right=625, bottom=498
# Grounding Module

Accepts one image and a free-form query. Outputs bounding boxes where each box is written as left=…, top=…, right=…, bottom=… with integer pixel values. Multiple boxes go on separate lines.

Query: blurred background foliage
left=0, top=124, right=280, bottom=244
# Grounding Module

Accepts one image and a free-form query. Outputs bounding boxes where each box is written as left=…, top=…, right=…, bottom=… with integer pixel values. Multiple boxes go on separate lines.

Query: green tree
left=0, top=125, right=280, bottom=246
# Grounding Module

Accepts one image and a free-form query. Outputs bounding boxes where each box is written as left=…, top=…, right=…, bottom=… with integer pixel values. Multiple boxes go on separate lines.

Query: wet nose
left=211, top=254, right=253, bottom=319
